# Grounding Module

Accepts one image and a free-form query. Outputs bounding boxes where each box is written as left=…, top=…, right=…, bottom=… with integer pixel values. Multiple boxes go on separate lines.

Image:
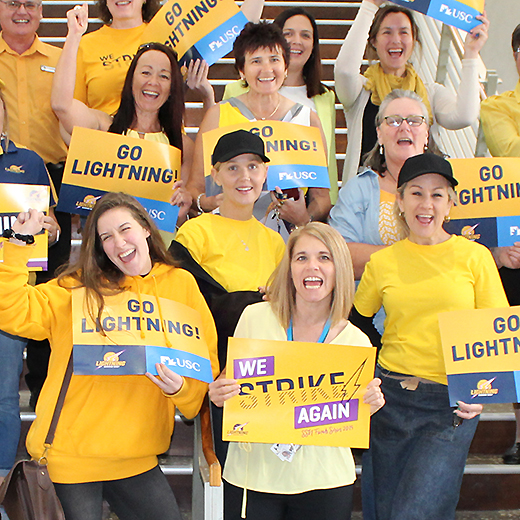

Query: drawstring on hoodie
left=152, top=276, right=173, bottom=348
left=239, top=442, right=252, bottom=518
left=135, top=281, right=146, bottom=340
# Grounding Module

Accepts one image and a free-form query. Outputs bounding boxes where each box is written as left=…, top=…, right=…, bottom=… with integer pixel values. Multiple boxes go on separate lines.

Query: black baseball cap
left=211, top=130, right=270, bottom=166
left=398, top=153, right=458, bottom=188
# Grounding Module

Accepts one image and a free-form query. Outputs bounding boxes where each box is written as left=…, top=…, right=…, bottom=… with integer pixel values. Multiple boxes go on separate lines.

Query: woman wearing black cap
left=352, top=153, right=508, bottom=520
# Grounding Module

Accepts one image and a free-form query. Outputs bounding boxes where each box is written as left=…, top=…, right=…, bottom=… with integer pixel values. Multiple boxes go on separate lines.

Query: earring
left=424, top=143, right=428, bottom=152
left=379, top=144, right=384, bottom=156
left=444, top=215, right=451, bottom=223
left=399, top=211, right=405, bottom=218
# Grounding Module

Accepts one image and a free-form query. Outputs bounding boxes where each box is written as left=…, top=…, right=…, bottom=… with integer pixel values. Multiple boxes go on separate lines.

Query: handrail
left=199, top=395, right=221, bottom=487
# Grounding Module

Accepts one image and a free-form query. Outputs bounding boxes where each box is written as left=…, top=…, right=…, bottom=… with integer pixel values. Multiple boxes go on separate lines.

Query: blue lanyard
left=287, top=318, right=331, bottom=343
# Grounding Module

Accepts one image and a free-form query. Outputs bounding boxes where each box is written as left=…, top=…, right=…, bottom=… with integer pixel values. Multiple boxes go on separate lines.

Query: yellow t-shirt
left=175, top=213, right=285, bottom=292
left=480, top=80, right=520, bottom=157
left=224, top=301, right=373, bottom=493
left=75, top=24, right=146, bottom=115
left=0, top=35, right=67, bottom=164
left=378, top=190, right=400, bottom=245
left=354, top=235, right=508, bottom=384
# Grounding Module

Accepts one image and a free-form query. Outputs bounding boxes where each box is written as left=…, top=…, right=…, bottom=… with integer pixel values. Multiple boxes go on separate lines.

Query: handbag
left=0, top=354, right=73, bottom=520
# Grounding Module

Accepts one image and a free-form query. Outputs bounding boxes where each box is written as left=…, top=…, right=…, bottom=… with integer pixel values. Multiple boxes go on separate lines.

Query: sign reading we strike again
left=391, top=0, right=484, bottom=32
left=439, top=306, right=520, bottom=406
left=223, top=338, right=376, bottom=447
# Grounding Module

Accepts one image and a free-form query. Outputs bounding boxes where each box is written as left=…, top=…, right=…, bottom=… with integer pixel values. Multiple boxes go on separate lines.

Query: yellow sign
left=57, top=128, right=182, bottom=231
left=223, top=337, right=376, bottom=448
left=0, top=183, right=49, bottom=271
left=449, top=158, right=520, bottom=219
left=439, top=306, right=520, bottom=405
left=72, top=288, right=214, bottom=381
left=143, top=0, right=242, bottom=64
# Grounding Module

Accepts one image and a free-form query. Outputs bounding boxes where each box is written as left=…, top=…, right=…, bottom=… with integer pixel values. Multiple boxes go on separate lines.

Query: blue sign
left=267, top=164, right=330, bottom=191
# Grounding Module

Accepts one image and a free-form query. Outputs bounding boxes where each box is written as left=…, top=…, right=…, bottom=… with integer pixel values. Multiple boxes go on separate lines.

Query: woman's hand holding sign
left=146, top=363, right=184, bottom=395
left=209, top=369, right=240, bottom=407
left=363, top=377, right=385, bottom=416
left=12, top=209, right=45, bottom=239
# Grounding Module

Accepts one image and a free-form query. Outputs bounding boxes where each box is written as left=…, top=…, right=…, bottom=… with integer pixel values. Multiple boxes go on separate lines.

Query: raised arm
left=431, top=13, right=489, bottom=130
left=51, top=4, right=111, bottom=140
left=335, top=0, right=379, bottom=110
left=240, top=0, right=264, bottom=23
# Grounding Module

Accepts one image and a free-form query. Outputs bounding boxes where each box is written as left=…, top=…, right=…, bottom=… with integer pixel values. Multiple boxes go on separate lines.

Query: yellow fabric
left=75, top=24, right=146, bottom=115
left=378, top=190, right=400, bottom=246
left=125, top=129, right=170, bottom=145
left=175, top=213, right=285, bottom=293
left=354, top=236, right=508, bottom=384
left=480, top=81, right=520, bottom=157
left=0, top=34, right=67, bottom=164
left=0, top=242, right=218, bottom=483
left=363, top=63, right=433, bottom=122
left=223, top=301, right=372, bottom=493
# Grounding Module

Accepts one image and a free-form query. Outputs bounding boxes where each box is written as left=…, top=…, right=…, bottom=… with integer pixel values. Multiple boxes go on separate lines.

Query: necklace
left=246, top=93, right=281, bottom=121
left=385, top=169, right=398, bottom=184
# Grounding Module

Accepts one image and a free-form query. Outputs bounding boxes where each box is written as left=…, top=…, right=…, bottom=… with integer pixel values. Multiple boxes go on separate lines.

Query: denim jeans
left=54, top=466, right=181, bottom=520
left=362, top=366, right=479, bottom=520
left=0, top=330, right=27, bottom=471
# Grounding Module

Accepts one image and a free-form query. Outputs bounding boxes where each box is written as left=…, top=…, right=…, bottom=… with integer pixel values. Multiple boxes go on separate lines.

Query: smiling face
left=213, top=153, right=267, bottom=209
left=0, top=0, right=42, bottom=41
left=397, top=173, right=453, bottom=245
left=291, top=234, right=336, bottom=308
left=97, top=207, right=152, bottom=276
left=242, top=46, right=287, bottom=95
left=371, top=11, right=414, bottom=77
left=132, top=50, right=171, bottom=114
left=282, top=14, right=313, bottom=73
left=105, top=0, right=144, bottom=25
left=377, top=97, right=429, bottom=171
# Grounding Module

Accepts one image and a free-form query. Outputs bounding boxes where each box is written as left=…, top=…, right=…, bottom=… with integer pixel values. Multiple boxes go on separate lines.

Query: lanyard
left=287, top=318, right=331, bottom=343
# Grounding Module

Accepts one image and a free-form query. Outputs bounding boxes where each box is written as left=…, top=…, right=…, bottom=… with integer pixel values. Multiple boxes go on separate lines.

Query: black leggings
left=54, top=466, right=181, bottom=520
left=224, top=481, right=353, bottom=520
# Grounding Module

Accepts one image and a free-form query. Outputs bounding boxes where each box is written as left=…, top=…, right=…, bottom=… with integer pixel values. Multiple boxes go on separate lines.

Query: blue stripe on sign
left=427, top=0, right=482, bottom=32
left=496, top=215, right=520, bottom=247
left=447, top=371, right=518, bottom=406
left=133, top=196, right=179, bottom=233
left=56, top=184, right=106, bottom=217
left=73, top=344, right=147, bottom=375
left=146, top=346, right=213, bottom=383
left=267, top=164, right=330, bottom=191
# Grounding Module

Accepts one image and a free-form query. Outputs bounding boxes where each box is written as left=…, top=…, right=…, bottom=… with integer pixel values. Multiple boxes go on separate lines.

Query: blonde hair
left=266, top=222, right=355, bottom=329
left=394, top=180, right=457, bottom=237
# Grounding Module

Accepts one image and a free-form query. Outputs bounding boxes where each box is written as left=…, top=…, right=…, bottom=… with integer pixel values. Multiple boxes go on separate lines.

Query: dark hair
left=233, top=22, right=291, bottom=86
left=108, top=43, right=184, bottom=154
left=58, top=192, right=177, bottom=330
left=273, top=8, right=327, bottom=98
left=363, top=89, right=442, bottom=174
left=367, top=4, right=420, bottom=61
left=96, top=0, right=161, bottom=24
left=512, top=24, right=520, bottom=51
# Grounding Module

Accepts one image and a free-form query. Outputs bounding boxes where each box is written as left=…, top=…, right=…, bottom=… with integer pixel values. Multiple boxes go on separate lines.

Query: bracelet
left=2, top=228, right=35, bottom=244
left=196, top=193, right=204, bottom=215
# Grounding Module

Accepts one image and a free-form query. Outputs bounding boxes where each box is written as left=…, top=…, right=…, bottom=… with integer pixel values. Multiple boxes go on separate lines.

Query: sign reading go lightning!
left=391, top=0, right=484, bottom=32
left=57, top=128, right=181, bottom=232
left=439, top=306, right=520, bottom=406
left=143, top=0, right=248, bottom=66
left=223, top=337, right=375, bottom=448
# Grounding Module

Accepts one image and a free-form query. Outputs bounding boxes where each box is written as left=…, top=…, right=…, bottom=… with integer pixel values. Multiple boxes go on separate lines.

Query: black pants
left=224, top=481, right=353, bottom=520
left=54, top=466, right=181, bottom=520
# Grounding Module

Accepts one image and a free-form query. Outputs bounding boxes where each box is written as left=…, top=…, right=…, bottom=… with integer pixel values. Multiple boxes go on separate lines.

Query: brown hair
left=58, top=192, right=177, bottom=330
left=512, top=24, right=520, bottom=52
left=233, top=22, right=291, bottom=87
left=367, top=4, right=420, bottom=61
left=96, top=0, right=161, bottom=24
left=266, top=222, right=355, bottom=330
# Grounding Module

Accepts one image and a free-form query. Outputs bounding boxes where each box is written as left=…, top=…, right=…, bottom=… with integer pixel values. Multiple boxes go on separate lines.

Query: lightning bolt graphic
left=339, top=359, right=368, bottom=402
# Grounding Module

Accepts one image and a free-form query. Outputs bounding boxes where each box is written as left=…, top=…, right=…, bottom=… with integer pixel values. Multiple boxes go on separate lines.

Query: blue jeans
left=0, top=330, right=27, bottom=472
left=362, top=366, right=479, bottom=520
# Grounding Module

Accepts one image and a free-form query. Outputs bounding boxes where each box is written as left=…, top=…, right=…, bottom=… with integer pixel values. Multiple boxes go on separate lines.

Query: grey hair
left=374, top=89, right=430, bottom=127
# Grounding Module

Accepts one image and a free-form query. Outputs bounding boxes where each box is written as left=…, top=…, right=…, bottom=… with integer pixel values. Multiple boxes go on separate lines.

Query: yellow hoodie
left=0, top=242, right=219, bottom=483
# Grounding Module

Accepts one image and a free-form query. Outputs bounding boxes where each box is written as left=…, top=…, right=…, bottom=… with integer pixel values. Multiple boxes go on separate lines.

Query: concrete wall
left=480, top=0, right=519, bottom=93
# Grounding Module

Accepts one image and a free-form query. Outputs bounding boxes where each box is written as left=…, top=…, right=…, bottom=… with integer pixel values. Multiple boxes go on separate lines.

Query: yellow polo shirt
left=0, top=34, right=67, bottom=164
left=481, top=80, right=520, bottom=157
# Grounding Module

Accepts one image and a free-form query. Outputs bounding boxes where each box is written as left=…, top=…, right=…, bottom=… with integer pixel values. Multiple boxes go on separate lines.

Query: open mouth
left=237, top=187, right=253, bottom=193
left=388, top=48, right=404, bottom=58
left=303, top=276, right=323, bottom=289
left=142, top=90, right=159, bottom=98
left=119, top=248, right=136, bottom=263
left=13, top=19, right=30, bottom=23
left=397, top=138, right=413, bottom=146
left=115, top=1, right=131, bottom=5
left=257, top=77, right=275, bottom=83
left=416, top=215, right=434, bottom=225
left=290, top=49, right=303, bottom=56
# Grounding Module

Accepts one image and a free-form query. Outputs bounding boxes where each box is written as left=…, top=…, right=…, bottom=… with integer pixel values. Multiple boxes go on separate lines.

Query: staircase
left=22, top=1, right=519, bottom=518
